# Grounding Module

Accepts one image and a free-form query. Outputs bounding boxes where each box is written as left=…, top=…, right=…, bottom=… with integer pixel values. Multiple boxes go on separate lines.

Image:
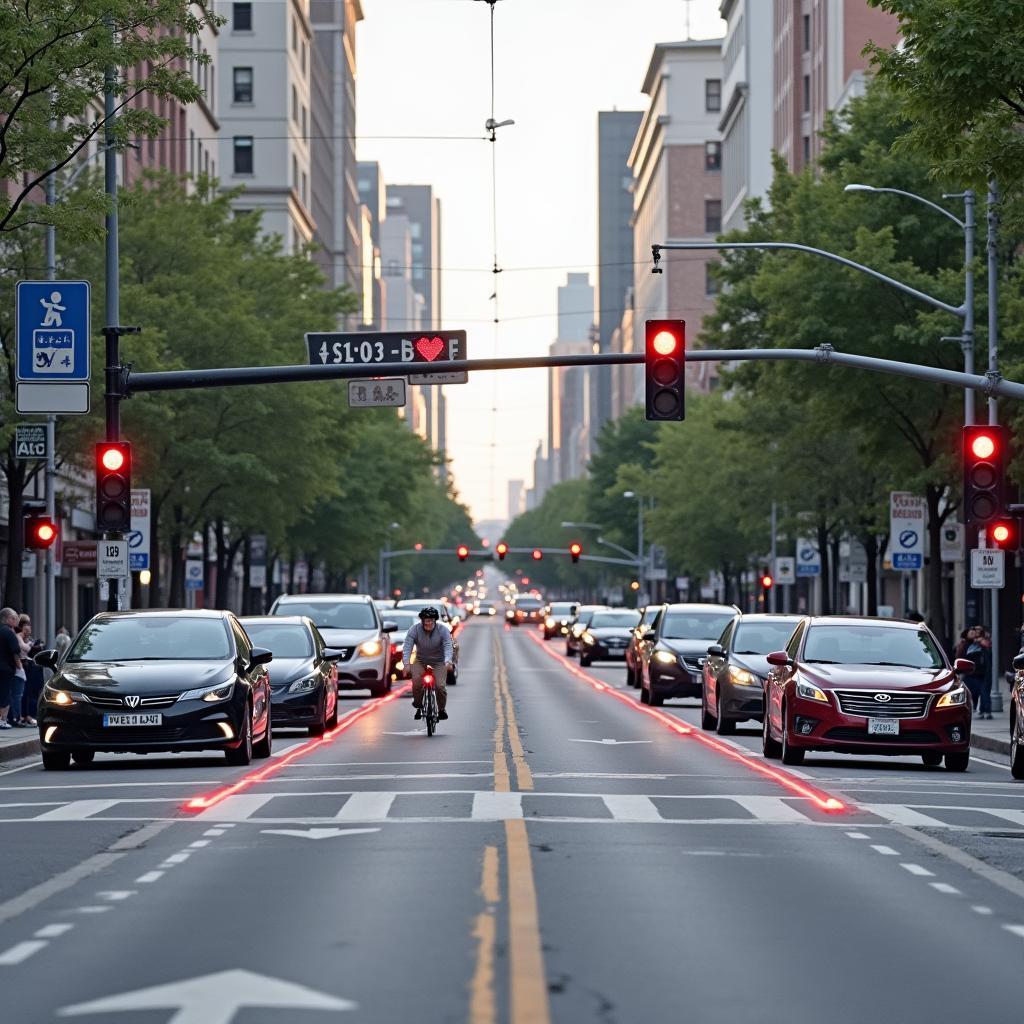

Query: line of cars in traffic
left=544, top=599, right=989, bottom=773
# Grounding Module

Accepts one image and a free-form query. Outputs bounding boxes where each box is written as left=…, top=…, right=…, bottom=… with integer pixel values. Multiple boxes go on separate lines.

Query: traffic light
left=95, top=441, right=132, bottom=533
left=495, top=542, right=508, bottom=561
left=990, top=519, right=1019, bottom=550
left=760, top=571, right=774, bottom=591
left=569, top=542, right=582, bottom=564
left=645, top=319, right=685, bottom=422
left=24, top=511, right=58, bottom=550
left=962, top=425, right=1008, bottom=527
left=532, top=548, right=543, bottom=561
left=457, top=544, right=469, bottom=562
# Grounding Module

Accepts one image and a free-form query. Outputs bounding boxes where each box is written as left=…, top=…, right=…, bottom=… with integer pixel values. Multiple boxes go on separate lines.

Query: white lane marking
left=864, top=804, right=951, bottom=827
left=281, top=760, right=492, bottom=767
left=731, top=796, right=812, bottom=823
left=76, top=906, right=112, bottom=914
left=188, top=840, right=210, bottom=848
left=0, top=762, right=40, bottom=777
left=979, top=808, right=1024, bottom=826
left=135, top=871, right=163, bottom=884
left=568, top=738, right=652, bottom=746
left=34, top=924, right=73, bottom=939
left=194, top=794, right=275, bottom=822
left=601, top=795, right=663, bottom=822
left=973, top=906, right=993, bottom=915
left=535, top=772, right=671, bottom=780
left=846, top=832, right=869, bottom=839
left=930, top=882, right=961, bottom=894
left=870, top=845, right=900, bottom=856
left=33, top=799, right=120, bottom=821
left=901, top=863, right=935, bottom=877
left=270, top=741, right=306, bottom=759
left=0, top=779, right=221, bottom=793
left=261, top=827, right=381, bottom=840
left=273, top=772, right=495, bottom=782
left=0, top=940, right=47, bottom=965
left=203, top=829, right=227, bottom=837
left=472, top=791, right=524, bottom=821
left=96, top=891, right=136, bottom=901
left=218, top=823, right=236, bottom=828
left=334, top=792, right=397, bottom=821
left=1004, top=925, right=1024, bottom=938
left=969, top=755, right=1011, bottom=769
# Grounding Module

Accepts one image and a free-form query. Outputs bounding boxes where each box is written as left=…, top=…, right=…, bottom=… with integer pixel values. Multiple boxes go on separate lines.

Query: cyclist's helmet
left=419, top=606, right=440, bottom=622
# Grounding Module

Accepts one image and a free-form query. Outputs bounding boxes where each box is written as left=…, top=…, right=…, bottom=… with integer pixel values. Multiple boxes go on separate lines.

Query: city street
left=0, top=618, right=1022, bottom=1023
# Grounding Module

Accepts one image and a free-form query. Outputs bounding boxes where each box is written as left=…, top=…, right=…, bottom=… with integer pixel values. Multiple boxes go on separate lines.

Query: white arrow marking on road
left=58, top=968, right=357, bottom=1024
left=568, top=738, right=653, bottom=746
left=260, top=827, right=381, bottom=840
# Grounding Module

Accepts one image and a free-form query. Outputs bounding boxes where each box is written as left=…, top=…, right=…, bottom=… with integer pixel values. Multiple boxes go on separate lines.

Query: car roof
left=91, top=609, right=233, bottom=621
left=732, top=613, right=803, bottom=622
left=592, top=607, right=641, bottom=614
left=239, top=615, right=313, bottom=627
left=663, top=603, right=738, bottom=613
left=276, top=593, right=373, bottom=604
left=803, top=615, right=928, bottom=630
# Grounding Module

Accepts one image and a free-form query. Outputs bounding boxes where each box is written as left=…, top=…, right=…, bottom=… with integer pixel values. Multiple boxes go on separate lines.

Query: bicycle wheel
left=425, top=691, right=437, bottom=736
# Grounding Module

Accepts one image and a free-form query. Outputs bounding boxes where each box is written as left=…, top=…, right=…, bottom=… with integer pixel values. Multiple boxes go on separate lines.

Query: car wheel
left=780, top=708, right=804, bottom=766
left=715, top=691, right=736, bottom=736
left=309, top=718, right=325, bottom=737
left=921, top=752, right=942, bottom=768
left=579, top=653, right=591, bottom=668
left=327, top=702, right=338, bottom=729
left=225, top=711, right=253, bottom=766
left=648, top=684, right=664, bottom=707
left=369, top=679, right=389, bottom=698
left=1011, top=726, right=1024, bottom=780
left=944, top=751, right=970, bottom=772
left=640, top=674, right=650, bottom=704
left=71, top=750, right=95, bottom=766
left=253, top=714, right=273, bottom=759
left=700, top=687, right=717, bottom=730
left=625, top=664, right=635, bottom=687
left=762, top=708, right=782, bottom=759
left=42, top=750, right=71, bottom=771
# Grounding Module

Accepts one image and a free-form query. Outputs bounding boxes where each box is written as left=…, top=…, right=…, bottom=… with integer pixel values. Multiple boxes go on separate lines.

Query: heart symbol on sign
left=415, top=336, right=446, bottom=362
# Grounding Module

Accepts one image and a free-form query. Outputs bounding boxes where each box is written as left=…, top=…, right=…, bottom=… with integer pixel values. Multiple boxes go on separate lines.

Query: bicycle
left=421, top=668, right=440, bottom=737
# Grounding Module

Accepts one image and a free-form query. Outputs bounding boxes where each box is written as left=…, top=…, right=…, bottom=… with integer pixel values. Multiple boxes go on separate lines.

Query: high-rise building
left=625, top=39, right=724, bottom=411
left=773, top=0, right=899, bottom=173
left=594, top=110, right=643, bottom=434
left=507, top=480, right=525, bottom=522
left=356, top=160, right=386, bottom=328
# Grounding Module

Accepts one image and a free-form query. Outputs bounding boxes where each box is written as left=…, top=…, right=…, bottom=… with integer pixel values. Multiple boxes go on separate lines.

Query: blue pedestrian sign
left=16, top=280, right=90, bottom=382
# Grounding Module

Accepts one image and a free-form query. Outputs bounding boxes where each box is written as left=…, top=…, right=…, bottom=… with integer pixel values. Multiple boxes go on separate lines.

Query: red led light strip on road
left=184, top=683, right=412, bottom=812
left=525, top=632, right=845, bottom=814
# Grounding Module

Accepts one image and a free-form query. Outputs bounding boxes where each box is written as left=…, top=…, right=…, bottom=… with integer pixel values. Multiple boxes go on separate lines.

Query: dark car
left=1011, top=650, right=1024, bottom=778
left=239, top=616, right=338, bottom=736
left=34, top=610, right=273, bottom=770
left=637, top=603, right=738, bottom=706
left=543, top=601, right=578, bottom=640
left=625, top=605, right=663, bottom=688
left=762, top=616, right=973, bottom=770
left=565, top=605, right=610, bottom=657
left=701, top=613, right=803, bottom=734
left=579, top=609, right=642, bottom=667
left=382, top=609, right=422, bottom=681
left=511, top=595, right=544, bottom=627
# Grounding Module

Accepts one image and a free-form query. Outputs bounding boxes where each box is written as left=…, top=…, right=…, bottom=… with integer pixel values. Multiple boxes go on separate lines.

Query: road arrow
left=260, top=827, right=381, bottom=840
left=58, top=968, right=356, bottom=1024
left=568, top=738, right=653, bottom=746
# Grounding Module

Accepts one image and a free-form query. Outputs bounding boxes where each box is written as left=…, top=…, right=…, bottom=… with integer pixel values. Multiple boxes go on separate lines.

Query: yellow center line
left=495, top=632, right=533, bottom=790
left=469, top=844, right=500, bottom=1024
left=492, top=629, right=511, bottom=792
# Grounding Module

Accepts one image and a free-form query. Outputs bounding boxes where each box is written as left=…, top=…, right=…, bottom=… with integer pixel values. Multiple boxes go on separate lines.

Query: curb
left=971, top=732, right=1011, bottom=758
left=0, top=736, right=40, bottom=765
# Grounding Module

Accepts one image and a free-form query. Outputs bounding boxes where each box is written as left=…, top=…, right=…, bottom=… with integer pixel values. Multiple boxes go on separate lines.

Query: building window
left=803, top=74, right=810, bottom=113
left=803, top=135, right=811, bottom=163
left=803, top=13, right=810, bottom=52
left=292, top=155, right=298, bottom=189
left=233, top=3, right=252, bottom=31
left=705, top=79, right=721, bottom=113
left=233, top=136, right=253, bottom=174
left=301, top=42, right=307, bottom=75
left=301, top=171, right=308, bottom=204
left=292, top=16, right=298, bottom=51
left=292, top=86, right=298, bottom=123
left=301, top=105, right=307, bottom=138
left=232, top=67, right=253, bottom=103
left=705, top=262, right=719, bottom=297
left=385, top=259, right=401, bottom=277
left=704, top=141, right=721, bottom=172
left=704, top=199, right=722, bottom=234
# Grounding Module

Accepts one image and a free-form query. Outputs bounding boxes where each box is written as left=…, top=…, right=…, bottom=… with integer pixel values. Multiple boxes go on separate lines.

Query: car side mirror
left=248, top=646, right=273, bottom=669
left=34, top=648, right=59, bottom=670
left=381, top=621, right=397, bottom=633
left=324, top=649, right=344, bottom=663
left=1013, top=653, right=1024, bottom=672
left=766, top=650, right=791, bottom=667
left=641, top=627, right=656, bottom=641
left=954, top=657, right=976, bottom=674
left=706, top=644, right=725, bottom=658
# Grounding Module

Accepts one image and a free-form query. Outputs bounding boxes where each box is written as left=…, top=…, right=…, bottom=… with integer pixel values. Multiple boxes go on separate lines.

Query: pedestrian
left=18, top=617, right=43, bottom=727
left=964, top=626, right=989, bottom=716
left=977, top=626, right=994, bottom=719
left=954, top=627, right=972, bottom=662
left=54, top=626, right=71, bottom=660
left=0, top=608, right=23, bottom=729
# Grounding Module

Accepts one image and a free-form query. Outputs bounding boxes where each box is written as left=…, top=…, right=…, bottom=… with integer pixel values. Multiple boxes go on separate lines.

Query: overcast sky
left=357, top=0, right=726, bottom=526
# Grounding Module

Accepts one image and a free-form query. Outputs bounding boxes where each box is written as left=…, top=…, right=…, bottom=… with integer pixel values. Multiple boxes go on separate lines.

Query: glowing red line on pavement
left=525, top=632, right=845, bottom=814
left=183, top=683, right=413, bottom=812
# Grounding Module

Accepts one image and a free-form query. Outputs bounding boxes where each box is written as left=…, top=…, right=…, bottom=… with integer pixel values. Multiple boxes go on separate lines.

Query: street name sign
left=348, top=378, right=407, bottom=407
left=14, top=424, right=47, bottom=460
left=889, top=492, right=925, bottom=571
left=970, top=548, right=1005, bottom=588
left=97, top=540, right=129, bottom=579
left=305, top=329, right=468, bottom=385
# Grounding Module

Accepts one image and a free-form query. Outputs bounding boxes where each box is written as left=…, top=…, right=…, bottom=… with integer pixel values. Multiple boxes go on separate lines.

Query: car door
left=232, top=618, right=268, bottom=736
left=705, top=619, right=735, bottom=717
left=768, top=621, right=805, bottom=736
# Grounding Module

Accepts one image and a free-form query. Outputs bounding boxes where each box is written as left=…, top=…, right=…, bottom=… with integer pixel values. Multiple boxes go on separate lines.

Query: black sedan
left=35, top=610, right=273, bottom=770
left=240, top=616, right=339, bottom=736
left=701, top=613, right=802, bottom=734
left=578, top=609, right=641, bottom=667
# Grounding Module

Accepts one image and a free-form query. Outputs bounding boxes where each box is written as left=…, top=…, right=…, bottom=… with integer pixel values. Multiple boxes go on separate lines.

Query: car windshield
left=240, top=623, right=312, bottom=658
left=516, top=599, right=543, bottom=610
left=641, top=607, right=660, bottom=625
left=275, top=602, right=377, bottom=630
left=68, top=616, right=232, bottom=662
left=385, top=612, right=420, bottom=631
left=590, top=612, right=641, bottom=629
left=661, top=611, right=736, bottom=641
left=732, top=620, right=801, bottom=655
left=549, top=603, right=576, bottom=615
left=802, top=624, right=945, bottom=669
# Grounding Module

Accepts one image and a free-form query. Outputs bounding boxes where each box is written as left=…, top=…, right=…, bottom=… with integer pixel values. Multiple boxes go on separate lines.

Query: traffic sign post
left=774, top=556, right=796, bottom=586
left=128, top=489, right=151, bottom=572
left=970, top=548, right=1005, bottom=588
left=97, top=540, right=129, bottom=579
left=14, top=424, right=48, bottom=460
left=889, top=492, right=925, bottom=571
left=795, top=537, right=820, bottom=577
left=305, top=330, right=468, bottom=385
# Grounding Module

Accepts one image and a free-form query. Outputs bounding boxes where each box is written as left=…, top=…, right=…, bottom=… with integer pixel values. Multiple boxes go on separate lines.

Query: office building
left=356, top=160, right=386, bottom=328
left=507, top=480, right=525, bottom=522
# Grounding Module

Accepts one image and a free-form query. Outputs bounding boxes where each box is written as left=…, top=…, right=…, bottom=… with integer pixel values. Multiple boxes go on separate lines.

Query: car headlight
left=582, top=632, right=596, bottom=645
left=358, top=639, right=383, bottom=658
left=796, top=679, right=829, bottom=703
left=729, top=666, right=760, bottom=687
left=288, top=675, right=319, bottom=693
left=654, top=650, right=677, bottom=664
left=43, top=683, right=85, bottom=705
left=545, top=617, right=555, bottom=628
left=179, top=681, right=235, bottom=703
left=936, top=686, right=968, bottom=709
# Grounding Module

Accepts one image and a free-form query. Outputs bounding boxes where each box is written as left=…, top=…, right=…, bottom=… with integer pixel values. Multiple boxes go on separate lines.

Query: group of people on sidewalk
left=0, top=608, right=70, bottom=730
left=953, top=624, right=996, bottom=719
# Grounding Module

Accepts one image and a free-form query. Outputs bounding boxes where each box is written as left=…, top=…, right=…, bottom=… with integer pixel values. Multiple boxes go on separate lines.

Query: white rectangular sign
left=889, top=492, right=925, bottom=571
left=940, top=523, right=965, bottom=563
left=774, top=556, right=796, bottom=585
left=16, top=381, right=90, bottom=415
left=970, top=548, right=1005, bottom=588
left=348, top=378, right=407, bottom=407
left=795, top=537, right=820, bottom=577
left=129, top=489, right=151, bottom=572
left=97, top=540, right=130, bottom=579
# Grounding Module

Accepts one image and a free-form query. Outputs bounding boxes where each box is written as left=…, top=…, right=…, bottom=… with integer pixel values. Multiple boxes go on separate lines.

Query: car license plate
left=102, top=713, right=162, bottom=727
left=867, top=718, right=899, bottom=736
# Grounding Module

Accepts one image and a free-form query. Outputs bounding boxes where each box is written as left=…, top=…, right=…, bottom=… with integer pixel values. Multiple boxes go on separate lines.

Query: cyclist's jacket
left=403, top=621, right=454, bottom=666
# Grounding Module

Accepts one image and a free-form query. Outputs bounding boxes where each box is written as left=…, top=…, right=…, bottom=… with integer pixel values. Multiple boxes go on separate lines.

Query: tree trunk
left=817, top=522, right=832, bottom=615
left=830, top=535, right=842, bottom=612
left=862, top=533, right=880, bottom=617
left=167, top=505, right=186, bottom=608
left=925, top=484, right=948, bottom=646
left=149, top=495, right=163, bottom=604
left=242, top=535, right=254, bottom=615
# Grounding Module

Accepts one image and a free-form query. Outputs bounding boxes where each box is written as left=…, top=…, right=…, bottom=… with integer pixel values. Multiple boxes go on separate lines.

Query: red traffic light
left=760, top=574, right=774, bottom=589
left=24, top=512, right=58, bottom=550
left=651, top=330, right=679, bottom=356
left=95, top=441, right=132, bottom=533
left=531, top=548, right=543, bottom=561
left=990, top=519, right=1018, bottom=549
left=100, top=446, right=126, bottom=471
left=963, top=425, right=1008, bottom=526
left=970, top=433, right=997, bottom=460
left=569, top=542, right=582, bottom=564
left=645, top=319, right=685, bottom=422
left=457, top=544, right=470, bottom=561
left=495, top=542, right=508, bottom=561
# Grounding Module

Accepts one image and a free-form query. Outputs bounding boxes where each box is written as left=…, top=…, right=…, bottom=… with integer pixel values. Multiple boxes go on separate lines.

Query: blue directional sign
left=16, top=280, right=90, bottom=382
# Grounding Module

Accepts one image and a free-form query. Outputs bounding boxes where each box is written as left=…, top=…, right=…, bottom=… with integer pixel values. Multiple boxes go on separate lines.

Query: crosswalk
left=3, top=790, right=1024, bottom=829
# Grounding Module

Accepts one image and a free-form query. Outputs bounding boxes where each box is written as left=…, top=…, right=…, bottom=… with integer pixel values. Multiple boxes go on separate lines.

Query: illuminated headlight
left=729, top=666, right=760, bottom=687
left=288, top=675, right=318, bottom=693
left=545, top=617, right=555, bottom=628
left=582, top=633, right=596, bottom=645
left=179, top=681, right=234, bottom=703
left=43, top=683, right=85, bottom=706
left=358, top=639, right=383, bottom=658
left=796, top=680, right=829, bottom=703
left=654, top=650, right=677, bottom=664
left=936, top=686, right=968, bottom=709
left=571, top=625, right=585, bottom=638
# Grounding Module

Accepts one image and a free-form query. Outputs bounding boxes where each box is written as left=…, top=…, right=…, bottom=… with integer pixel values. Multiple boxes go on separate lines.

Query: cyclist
left=403, top=607, right=453, bottom=721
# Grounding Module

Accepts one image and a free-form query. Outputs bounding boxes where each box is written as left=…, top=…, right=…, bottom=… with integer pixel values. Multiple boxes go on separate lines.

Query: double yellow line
left=470, top=629, right=550, bottom=1024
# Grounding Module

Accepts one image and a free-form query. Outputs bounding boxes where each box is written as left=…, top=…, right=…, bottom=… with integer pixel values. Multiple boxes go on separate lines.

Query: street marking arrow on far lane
left=58, top=968, right=356, bottom=1024
left=568, top=738, right=652, bottom=746
left=260, top=827, right=381, bottom=840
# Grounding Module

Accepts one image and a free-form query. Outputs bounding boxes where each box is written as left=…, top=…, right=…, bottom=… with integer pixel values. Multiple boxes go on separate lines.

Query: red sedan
left=762, top=616, right=973, bottom=771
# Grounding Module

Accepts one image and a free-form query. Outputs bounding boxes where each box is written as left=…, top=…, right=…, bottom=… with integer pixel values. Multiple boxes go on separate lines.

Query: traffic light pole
left=987, top=180, right=1004, bottom=713
left=44, top=130, right=57, bottom=646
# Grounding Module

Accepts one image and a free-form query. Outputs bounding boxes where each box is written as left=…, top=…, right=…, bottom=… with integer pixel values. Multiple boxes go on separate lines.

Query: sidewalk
left=971, top=701, right=1012, bottom=758
left=0, top=725, right=40, bottom=765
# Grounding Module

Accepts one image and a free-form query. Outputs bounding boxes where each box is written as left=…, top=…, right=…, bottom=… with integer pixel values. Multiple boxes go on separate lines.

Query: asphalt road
left=0, top=618, right=1022, bottom=1023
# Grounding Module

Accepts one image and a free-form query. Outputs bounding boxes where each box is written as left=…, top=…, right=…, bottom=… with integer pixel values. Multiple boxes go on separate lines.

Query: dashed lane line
left=0, top=940, right=47, bottom=965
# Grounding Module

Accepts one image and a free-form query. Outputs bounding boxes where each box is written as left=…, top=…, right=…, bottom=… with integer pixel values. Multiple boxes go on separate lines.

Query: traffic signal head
left=760, top=572, right=774, bottom=590
left=495, top=542, right=508, bottom=561
left=569, top=542, right=582, bottom=564
left=645, top=319, right=685, bottom=422
left=95, top=442, right=132, bottom=533
left=24, top=512, right=58, bottom=550
left=532, top=548, right=543, bottom=561
left=457, top=544, right=470, bottom=562
left=962, top=425, right=1009, bottom=526
left=990, top=519, right=1019, bottom=550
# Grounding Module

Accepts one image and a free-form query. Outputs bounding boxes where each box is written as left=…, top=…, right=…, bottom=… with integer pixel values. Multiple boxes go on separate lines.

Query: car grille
left=681, top=657, right=705, bottom=673
left=834, top=690, right=931, bottom=719
left=78, top=726, right=190, bottom=743
left=824, top=727, right=939, bottom=744
left=82, top=693, right=181, bottom=709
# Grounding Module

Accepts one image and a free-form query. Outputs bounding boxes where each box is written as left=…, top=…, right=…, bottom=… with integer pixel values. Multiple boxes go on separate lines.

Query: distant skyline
left=357, top=0, right=727, bottom=524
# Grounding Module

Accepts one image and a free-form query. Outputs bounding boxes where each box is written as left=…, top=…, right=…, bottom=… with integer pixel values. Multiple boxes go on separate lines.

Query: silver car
left=268, top=594, right=395, bottom=698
